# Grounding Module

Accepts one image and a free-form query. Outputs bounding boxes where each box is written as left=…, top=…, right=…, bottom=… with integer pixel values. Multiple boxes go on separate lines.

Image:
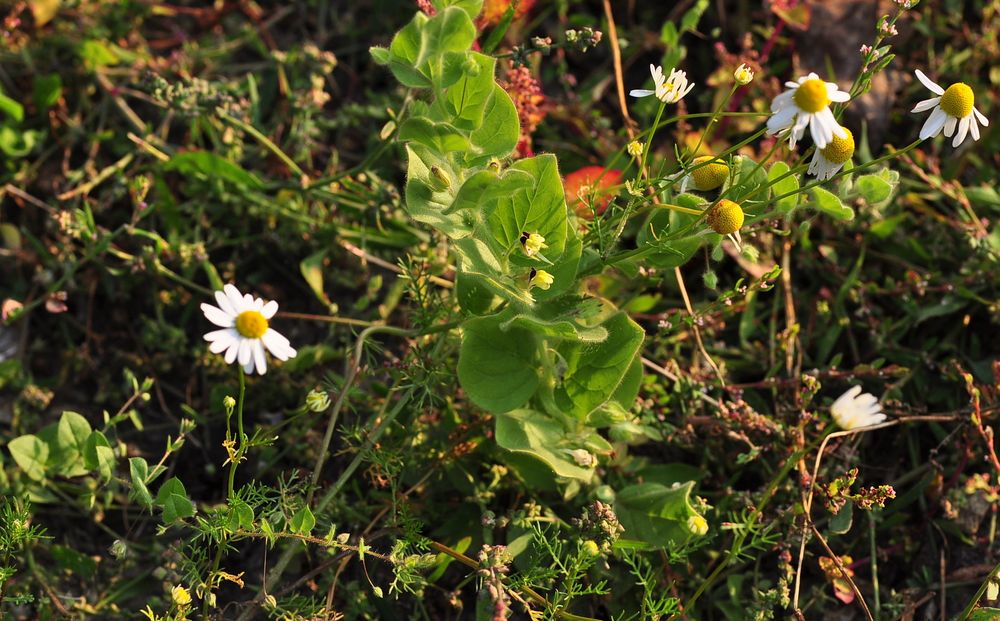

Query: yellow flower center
left=793, top=79, right=830, bottom=113
left=235, top=310, right=268, bottom=339
left=819, top=127, right=855, bottom=164
left=939, top=82, right=974, bottom=118
left=707, top=199, right=745, bottom=235
left=690, top=156, right=729, bottom=191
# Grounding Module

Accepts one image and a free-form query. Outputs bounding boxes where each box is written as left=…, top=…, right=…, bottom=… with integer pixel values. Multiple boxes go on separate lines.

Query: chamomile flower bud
left=529, top=268, right=554, bottom=290
left=706, top=199, right=744, bottom=236
left=582, top=540, right=601, bottom=557
left=734, top=63, right=754, bottom=85
left=171, top=585, right=192, bottom=607
left=305, top=389, right=331, bottom=412
left=680, top=155, right=729, bottom=193
left=626, top=140, right=643, bottom=159
left=912, top=70, right=989, bottom=147
left=519, top=232, right=548, bottom=257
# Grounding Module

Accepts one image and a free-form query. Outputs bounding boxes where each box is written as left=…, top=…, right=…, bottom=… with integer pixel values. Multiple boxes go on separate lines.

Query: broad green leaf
left=615, top=481, right=706, bottom=548
left=387, top=13, right=431, bottom=87
left=79, top=39, right=120, bottom=71
left=57, top=411, right=92, bottom=457
left=455, top=270, right=497, bottom=315
left=810, top=186, right=855, bottom=221
left=404, top=144, right=471, bottom=238
left=445, top=167, right=533, bottom=215
left=495, top=410, right=596, bottom=481
left=290, top=505, right=316, bottom=535
left=767, top=161, right=800, bottom=213
left=156, top=477, right=195, bottom=523
left=129, top=457, right=153, bottom=508
left=417, top=7, right=477, bottom=70
left=300, top=250, right=332, bottom=307
left=443, top=52, right=496, bottom=130
left=467, top=83, right=519, bottom=163
left=485, top=154, right=568, bottom=263
left=432, top=0, right=483, bottom=20
left=398, top=117, right=470, bottom=152
left=166, top=151, right=263, bottom=189
left=727, top=155, right=769, bottom=208
left=829, top=500, right=853, bottom=535
left=228, top=499, right=255, bottom=532
left=530, top=231, right=582, bottom=302
left=0, top=88, right=24, bottom=123
left=855, top=174, right=892, bottom=203
left=500, top=312, right=607, bottom=342
left=554, top=312, right=644, bottom=418
left=83, top=431, right=115, bottom=483
left=369, top=46, right=389, bottom=64
left=9, top=435, right=49, bottom=481
left=454, top=237, right=534, bottom=306
left=968, top=609, right=1000, bottom=621
left=33, top=74, right=62, bottom=111
left=458, top=313, right=539, bottom=413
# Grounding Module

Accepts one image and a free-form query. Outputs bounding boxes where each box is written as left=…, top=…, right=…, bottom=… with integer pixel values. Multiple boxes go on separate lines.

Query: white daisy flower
left=201, top=284, right=297, bottom=375
left=830, top=386, right=886, bottom=430
left=912, top=70, right=989, bottom=147
left=807, top=126, right=854, bottom=181
left=766, top=72, right=850, bottom=149
left=629, top=64, right=695, bottom=104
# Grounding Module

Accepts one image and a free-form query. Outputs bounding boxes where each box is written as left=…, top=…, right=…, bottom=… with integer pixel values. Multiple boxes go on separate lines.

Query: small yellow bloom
left=529, top=269, right=554, bottom=290
left=520, top=232, right=548, bottom=257
left=626, top=140, right=643, bottom=158
left=171, top=585, right=192, bottom=607
left=734, top=63, right=754, bottom=85
left=706, top=199, right=744, bottom=236
left=687, top=515, right=709, bottom=536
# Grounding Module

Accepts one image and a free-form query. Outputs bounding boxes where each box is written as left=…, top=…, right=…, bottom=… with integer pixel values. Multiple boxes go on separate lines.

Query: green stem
left=956, top=561, right=1000, bottom=621
left=226, top=368, right=247, bottom=500
left=219, top=112, right=306, bottom=178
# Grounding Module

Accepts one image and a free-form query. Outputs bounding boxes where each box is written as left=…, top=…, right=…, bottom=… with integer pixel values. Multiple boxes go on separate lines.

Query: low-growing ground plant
left=0, top=0, right=998, bottom=620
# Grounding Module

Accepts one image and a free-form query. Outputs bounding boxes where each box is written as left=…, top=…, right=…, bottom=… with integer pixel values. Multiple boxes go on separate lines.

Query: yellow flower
left=171, top=585, right=192, bottom=607
left=529, top=269, right=554, bottom=290
left=626, top=140, right=643, bottom=158
left=520, top=232, right=548, bottom=257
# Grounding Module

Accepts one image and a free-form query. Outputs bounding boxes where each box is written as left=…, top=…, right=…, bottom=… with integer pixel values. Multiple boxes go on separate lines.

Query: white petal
left=224, top=284, right=246, bottom=313
left=238, top=339, right=253, bottom=366
left=828, top=90, right=850, bottom=103
left=920, top=107, right=947, bottom=139
left=243, top=360, right=255, bottom=375
left=867, top=413, right=887, bottom=425
left=261, top=300, right=279, bottom=319
left=969, top=116, right=980, bottom=141
left=810, top=113, right=830, bottom=148
left=209, top=338, right=232, bottom=354
left=262, top=329, right=295, bottom=360
left=771, top=90, right=795, bottom=112
left=973, top=107, right=989, bottom=126
left=784, top=81, right=800, bottom=89
left=204, top=327, right=237, bottom=343
left=805, top=72, right=819, bottom=81
left=767, top=105, right=797, bottom=132
left=943, top=116, right=957, bottom=137
left=253, top=340, right=267, bottom=375
left=224, top=340, right=240, bottom=364
left=629, top=89, right=653, bottom=98
left=201, top=303, right=235, bottom=328
left=953, top=116, right=970, bottom=147
left=911, top=97, right=940, bottom=113
left=915, top=69, right=944, bottom=95
left=214, top=290, right=237, bottom=316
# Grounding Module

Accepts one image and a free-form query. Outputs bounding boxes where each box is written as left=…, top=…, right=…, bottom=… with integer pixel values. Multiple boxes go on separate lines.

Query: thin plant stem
left=227, top=368, right=247, bottom=500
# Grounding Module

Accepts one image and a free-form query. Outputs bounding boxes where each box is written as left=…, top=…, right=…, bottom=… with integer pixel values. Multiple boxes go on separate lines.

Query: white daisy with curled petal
left=912, top=70, right=989, bottom=147
left=807, top=126, right=855, bottom=181
left=766, top=72, right=850, bottom=149
left=630, top=64, right=695, bottom=104
left=830, top=386, right=886, bottom=431
left=201, top=284, right=297, bottom=375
